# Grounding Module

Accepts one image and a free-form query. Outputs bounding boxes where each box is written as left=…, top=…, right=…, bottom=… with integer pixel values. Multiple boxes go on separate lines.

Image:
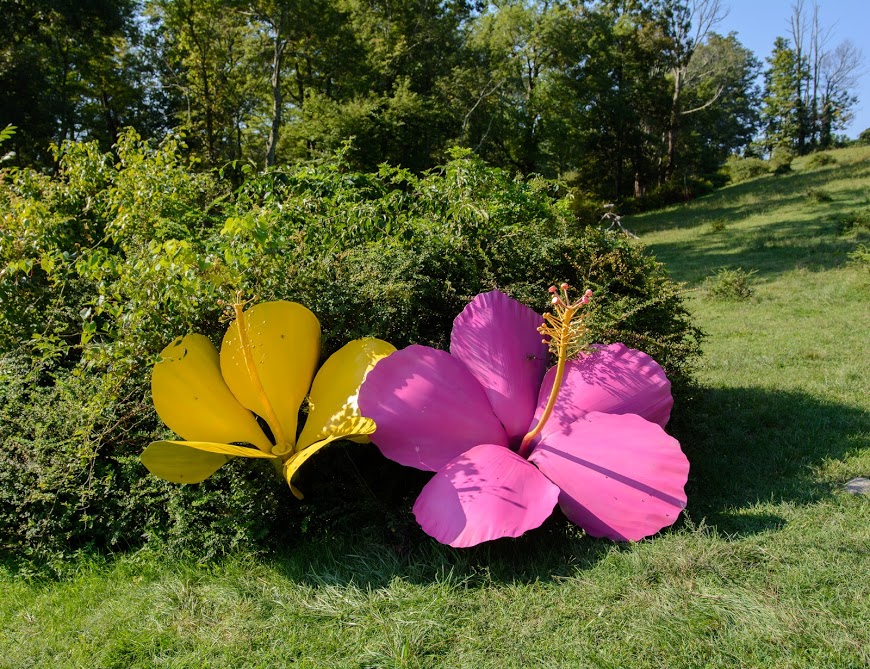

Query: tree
left=761, top=37, right=801, bottom=154
left=762, top=1, right=863, bottom=154
left=149, top=0, right=269, bottom=167
left=0, top=0, right=146, bottom=166
left=657, top=0, right=727, bottom=180
left=678, top=32, right=761, bottom=174
left=818, top=40, right=862, bottom=148
left=459, top=0, right=565, bottom=174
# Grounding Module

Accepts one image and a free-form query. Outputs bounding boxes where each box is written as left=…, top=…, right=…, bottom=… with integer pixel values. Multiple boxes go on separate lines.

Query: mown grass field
left=1, top=147, right=868, bottom=669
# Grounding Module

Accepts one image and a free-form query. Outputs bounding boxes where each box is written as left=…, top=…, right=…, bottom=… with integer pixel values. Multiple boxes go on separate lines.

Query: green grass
left=1, top=147, right=869, bottom=668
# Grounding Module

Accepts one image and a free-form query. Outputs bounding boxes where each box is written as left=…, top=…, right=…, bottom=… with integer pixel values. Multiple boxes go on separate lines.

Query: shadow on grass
left=3, top=385, right=863, bottom=589
left=672, top=385, right=868, bottom=531
left=642, top=216, right=867, bottom=286
left=254, top=383, right=867, bottom=588
left=631, top=164, right=870, bottom=235
left=627, top=166, right=870, bottom=286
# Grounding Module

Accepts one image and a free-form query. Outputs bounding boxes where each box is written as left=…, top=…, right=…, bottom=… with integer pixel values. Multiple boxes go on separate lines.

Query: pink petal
left=450, top=291, right=549, bottom=444
left=413, top=443, right=560, bottom=547
left=528, top=412, right=689, bottom=541
left=359, top=345, right=508, bottom=471
left=532, top=343, right=673, bottom=443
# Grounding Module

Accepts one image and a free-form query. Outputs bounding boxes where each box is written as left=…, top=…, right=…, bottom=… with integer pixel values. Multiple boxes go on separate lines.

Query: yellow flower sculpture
left=140, top=298, right=395, bottom=498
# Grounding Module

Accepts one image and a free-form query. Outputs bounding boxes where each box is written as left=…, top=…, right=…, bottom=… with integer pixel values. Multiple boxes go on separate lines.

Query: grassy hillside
left=1, top=148, right=868, bottom=669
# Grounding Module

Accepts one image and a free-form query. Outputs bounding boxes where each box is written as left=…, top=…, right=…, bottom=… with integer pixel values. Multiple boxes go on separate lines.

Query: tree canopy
left=0, top=0, right=862, bottom=203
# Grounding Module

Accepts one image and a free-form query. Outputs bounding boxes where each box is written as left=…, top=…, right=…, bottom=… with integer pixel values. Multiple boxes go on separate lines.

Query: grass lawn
left=1, top=148, right=868, bottom=669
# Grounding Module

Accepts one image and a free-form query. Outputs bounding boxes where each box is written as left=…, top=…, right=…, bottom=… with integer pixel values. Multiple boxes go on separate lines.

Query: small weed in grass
left=705, top=267, right=757, bottom=300
left=806, top=187, right=834, bottom=203
left=832, top=208, right=870, bottom=233
left=708, top=219, right=727, bottom=233
left=848, top=243, right=870, bottom=270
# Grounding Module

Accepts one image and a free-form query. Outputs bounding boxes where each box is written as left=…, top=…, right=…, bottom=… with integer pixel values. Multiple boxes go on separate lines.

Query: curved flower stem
left=517, top=334, right=569, bottom=458
left=518, top=283, right=592, bottom=459
left=233, top=299, right=290, bottom=455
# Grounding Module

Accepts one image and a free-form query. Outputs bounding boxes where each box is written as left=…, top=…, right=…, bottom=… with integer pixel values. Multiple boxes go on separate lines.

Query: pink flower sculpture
left=358, top=289, right=690, bottom=547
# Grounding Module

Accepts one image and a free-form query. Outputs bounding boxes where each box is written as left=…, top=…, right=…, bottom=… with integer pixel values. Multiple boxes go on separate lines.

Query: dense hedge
left=0, top=131, right=702, bottom=561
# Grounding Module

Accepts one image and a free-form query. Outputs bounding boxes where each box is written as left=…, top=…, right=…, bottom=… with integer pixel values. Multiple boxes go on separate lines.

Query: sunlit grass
left=1, top=146, right=868, bottom=668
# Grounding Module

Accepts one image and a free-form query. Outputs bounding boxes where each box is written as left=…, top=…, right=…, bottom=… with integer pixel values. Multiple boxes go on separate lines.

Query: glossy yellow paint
left=283, top=417, right=377, bottom=499
left=144, top=301, right=396, bottom=495
left=296, top=338, right=396, bottom=452
left=141, top=440, right=277, bottom=484
left=151, top=334, right=272, bottom=452
left=220, top=301, right=321, bottom=456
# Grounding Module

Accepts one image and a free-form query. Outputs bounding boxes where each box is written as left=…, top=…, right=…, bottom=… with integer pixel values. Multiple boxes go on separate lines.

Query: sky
left=717, top=0, right=870, bottom=139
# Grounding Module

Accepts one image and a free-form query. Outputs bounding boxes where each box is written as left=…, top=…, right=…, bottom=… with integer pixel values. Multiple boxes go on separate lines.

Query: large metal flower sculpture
left=141, top=297, right=395, bottom=497
left=358, top=288, right=689, bottom=547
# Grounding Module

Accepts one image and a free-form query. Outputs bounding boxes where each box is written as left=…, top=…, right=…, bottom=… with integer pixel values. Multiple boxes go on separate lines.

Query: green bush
left=806, top=188, right=834, bottom=203
left=848, top=244, right=870, bottom=270
left=724, top=155, right=768, bottom=183
left=705, top=267, right=757, bottom=300
left=0, top=137, right=702, bottom=561
left=624, top=177, right=718, bottom=213
left=769, top=148, right=793, bottom=175
left=830, top=208, right=870, bottom=234
left=806, top=152, right=837, bottom=168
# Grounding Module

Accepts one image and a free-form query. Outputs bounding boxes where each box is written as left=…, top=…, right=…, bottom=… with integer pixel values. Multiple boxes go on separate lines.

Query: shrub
left=769, top=148, right=793, bottom=175
left=0, top=138, right=703, bottom=560
left=848, top=244, right=870, bottom=270
left=705, top=267, right=757, bottom=300
left=724, top=155, right=768, bottom=183
left=831, top=208, right=870, bottom=234
left=806, top=188, right=834, bottom=203
left=806, top=152, right=837, bottom=168
left=625, top=177, right=716, bottom=213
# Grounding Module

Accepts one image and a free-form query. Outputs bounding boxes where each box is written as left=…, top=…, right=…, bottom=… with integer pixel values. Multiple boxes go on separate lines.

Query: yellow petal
left=283, top=417, right=377, bottom=499
left=296, top=338, right=396, bottom=452
left=220, top=301, right=321, bottom=456
left=141, top=440, right=276, bottom=484
left=151, top=334, right=273, bottom=452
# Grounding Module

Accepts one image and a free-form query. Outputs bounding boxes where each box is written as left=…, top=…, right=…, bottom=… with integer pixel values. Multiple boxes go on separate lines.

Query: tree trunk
left=664, top=67, right=683, bottom=182
left=265, top=37, right=286, bottom=167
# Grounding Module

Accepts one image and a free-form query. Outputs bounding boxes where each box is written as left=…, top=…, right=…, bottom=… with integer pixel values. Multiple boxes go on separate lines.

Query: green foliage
left=0, top=1, right=150, bottom=165
left=768, top=148, right=793, bottom=175
left=704, top=267, right=757, bottom=300
left=0, top=137, right=701, bottom=560
left=806, top=187, right=833, bottom=203
left=4, top=1, right=768, bottom=206
left=760, top=37, right=803, bottom=155
left=724, top=155, right=769, bottom=183
left=848, top=243, right=870, bottom=270
left=832, top=208, right=870, bottom=234
left=0, top=125, right=15, bottom=164
left=805, top=152, right=837, bottom=168
left=627, top=177, right=718, bottom=213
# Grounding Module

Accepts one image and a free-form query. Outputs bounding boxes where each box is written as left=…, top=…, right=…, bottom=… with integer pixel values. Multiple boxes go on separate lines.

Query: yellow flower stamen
left=517, top=284, right=593, bottom=458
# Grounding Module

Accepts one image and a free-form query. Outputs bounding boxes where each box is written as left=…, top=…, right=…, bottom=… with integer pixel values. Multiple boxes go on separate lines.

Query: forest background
left=2, top=0, right=866, bottom=206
